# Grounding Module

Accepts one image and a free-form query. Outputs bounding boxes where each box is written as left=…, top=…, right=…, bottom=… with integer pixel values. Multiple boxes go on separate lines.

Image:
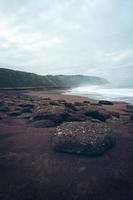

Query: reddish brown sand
left=27, top=90, right=96, bottom=103
left=0, top=90, right=133, bottom=200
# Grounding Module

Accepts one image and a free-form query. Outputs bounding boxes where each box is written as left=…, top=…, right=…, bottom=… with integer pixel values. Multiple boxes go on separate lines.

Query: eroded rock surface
left=53, top=121, right=116, bottom=156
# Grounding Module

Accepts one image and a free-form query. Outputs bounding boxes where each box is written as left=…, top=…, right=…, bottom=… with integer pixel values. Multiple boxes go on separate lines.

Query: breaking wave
left=64, top=85, right=133, bottom=104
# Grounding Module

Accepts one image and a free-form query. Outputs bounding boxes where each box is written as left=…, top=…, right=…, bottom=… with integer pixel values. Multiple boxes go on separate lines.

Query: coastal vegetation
left=0, top=68, right=108, bottom=89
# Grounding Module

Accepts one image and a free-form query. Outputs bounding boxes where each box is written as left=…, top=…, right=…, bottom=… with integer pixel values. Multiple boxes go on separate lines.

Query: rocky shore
left=0, top=90, right=133, bottom=200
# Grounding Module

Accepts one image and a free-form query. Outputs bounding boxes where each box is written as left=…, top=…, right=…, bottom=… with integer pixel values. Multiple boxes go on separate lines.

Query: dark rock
left=90, top=103, right=101, bottom=106
left=109, top=112, right=120, bottom=118
left=122, top=109, right=133, bottom=113
left=130, top=115, right=133, bottom=122
left=99, top=100, right=113, bottom=105
left=71, top=106, right=83, bottom=111
left=120, top=114, right=132, bottom=123
left=16, top=95, right=23, bottom=99
left=0, top=101, right=4, bottom=107
left=0, top=112, right=7, bottom=119
left=43, top=97, right=51, bottom=100
left=15, top=106, right=23, bottom=110
left=53, top=121, right=116, bottom=156
left=74, top=102, right=83, bottom=106
left=127, top=104, right=133, bottom=110
left=32, top=105, right=68, bottom=125
left=31, top=104, right=90, bottom=126
left=8, top=111, right=22, bottom=116
left=64, top=112, right=89, bottom=122
left=49, top=100, right=59, bottom=106
left=21, top=107, right=33, bottom=113
left=17, top=103, right=34, bottom=113
left=64, top=102, right=78, bottom=111
left=57, top=99, right=66, bottom=103
left=0, top=105, right=9, bottom=112
left=85, top=110, right=110, bottom=122
left=40, top=101, right=50, bottom=106
left=18, top=113, right=32, bottom=119
left=19, top=103, right=34, bottom=109
left=83, top=101, right=90, bottom=104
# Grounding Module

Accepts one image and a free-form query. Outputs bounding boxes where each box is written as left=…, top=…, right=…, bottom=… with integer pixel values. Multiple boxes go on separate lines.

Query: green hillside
left=0, top=68, right=108, bottom=89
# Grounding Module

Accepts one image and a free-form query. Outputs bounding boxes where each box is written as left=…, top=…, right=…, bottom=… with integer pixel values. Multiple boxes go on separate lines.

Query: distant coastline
left=0, top=68, right=108, bottom=89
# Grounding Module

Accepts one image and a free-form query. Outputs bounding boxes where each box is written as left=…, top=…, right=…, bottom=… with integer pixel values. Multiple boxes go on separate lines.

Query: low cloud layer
left=0, top=0, right=133, bottom=82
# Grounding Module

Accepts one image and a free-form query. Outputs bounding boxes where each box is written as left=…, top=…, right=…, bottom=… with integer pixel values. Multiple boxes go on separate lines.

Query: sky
left=0, top=0, right=133, bottom=82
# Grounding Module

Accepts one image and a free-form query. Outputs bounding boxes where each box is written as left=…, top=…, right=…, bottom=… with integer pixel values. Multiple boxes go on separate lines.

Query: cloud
left=110, top=50, right=133, bottom=63
left=0, top=0, right=132, bottom=82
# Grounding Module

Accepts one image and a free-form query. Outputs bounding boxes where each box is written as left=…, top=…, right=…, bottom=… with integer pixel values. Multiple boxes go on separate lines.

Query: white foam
left=64, top=85, right=133, bottom=104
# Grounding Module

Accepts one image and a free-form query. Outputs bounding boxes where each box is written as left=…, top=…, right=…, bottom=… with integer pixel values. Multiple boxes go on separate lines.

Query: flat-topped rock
left=32, top=104, right=68, bottom=125
left=53, top=121, right=116, bottom=156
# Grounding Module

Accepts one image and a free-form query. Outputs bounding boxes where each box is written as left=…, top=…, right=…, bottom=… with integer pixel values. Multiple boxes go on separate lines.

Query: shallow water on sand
left=64, top=85, right=133, bottom=104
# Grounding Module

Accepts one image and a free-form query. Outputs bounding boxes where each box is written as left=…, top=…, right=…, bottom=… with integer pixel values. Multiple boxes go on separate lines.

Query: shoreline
left=25, top=89, right=97, bottom=104
left=1, top=87, right=132, bottom=105
left=25, top=89, right=130, bottom=105
left=25, top=89, right=131, bottom=115
left=64, top=86, right=133, bottom=105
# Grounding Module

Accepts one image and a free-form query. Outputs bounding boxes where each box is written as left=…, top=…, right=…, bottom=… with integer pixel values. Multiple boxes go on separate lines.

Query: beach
left=0, top=89, right=133, bottom=200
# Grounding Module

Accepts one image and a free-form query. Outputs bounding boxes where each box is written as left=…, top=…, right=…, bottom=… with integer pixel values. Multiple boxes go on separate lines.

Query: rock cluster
left=30, top=101, right=112, bottom=127
left=1, top=92, right=133, bottom=156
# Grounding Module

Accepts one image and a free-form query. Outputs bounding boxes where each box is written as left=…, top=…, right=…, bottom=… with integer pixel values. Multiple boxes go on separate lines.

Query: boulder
left=53, top=121, right=116, bottom=156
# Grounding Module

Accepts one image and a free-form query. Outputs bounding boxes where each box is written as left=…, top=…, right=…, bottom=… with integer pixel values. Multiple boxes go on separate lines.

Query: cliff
left=0, top=68, right=108, bottom=89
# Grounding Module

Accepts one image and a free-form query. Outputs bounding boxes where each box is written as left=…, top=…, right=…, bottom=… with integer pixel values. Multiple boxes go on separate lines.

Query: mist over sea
left=64, top=85, right=133, bottom=104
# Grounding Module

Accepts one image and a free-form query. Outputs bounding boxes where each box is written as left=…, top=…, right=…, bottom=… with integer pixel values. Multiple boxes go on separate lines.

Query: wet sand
left=26, top=89, right=96, bottom=103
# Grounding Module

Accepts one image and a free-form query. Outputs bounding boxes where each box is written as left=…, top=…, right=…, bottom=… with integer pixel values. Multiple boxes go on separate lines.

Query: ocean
left=64, top=85, right=133, bottom=104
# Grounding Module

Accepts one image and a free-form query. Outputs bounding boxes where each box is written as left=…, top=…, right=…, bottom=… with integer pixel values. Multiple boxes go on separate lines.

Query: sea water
left=64, top=85, right=133, bottom=104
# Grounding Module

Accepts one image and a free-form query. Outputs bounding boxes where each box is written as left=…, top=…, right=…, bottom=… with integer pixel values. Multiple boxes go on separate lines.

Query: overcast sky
left=0, top=0, right=133, bottom=81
